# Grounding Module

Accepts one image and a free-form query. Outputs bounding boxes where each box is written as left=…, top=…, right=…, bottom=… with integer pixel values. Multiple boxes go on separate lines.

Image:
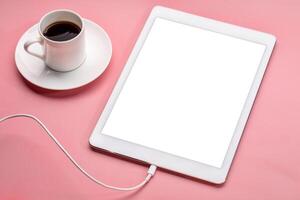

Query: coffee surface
left=43, top=21, right=81, bottom=41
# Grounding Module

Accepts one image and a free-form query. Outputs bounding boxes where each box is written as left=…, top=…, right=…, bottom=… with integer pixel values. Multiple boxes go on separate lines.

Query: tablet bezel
left=89, top=6, right=276, bottom=184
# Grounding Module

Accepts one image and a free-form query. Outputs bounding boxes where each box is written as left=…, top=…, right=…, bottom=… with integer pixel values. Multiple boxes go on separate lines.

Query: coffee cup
left=24, top=9, right=86, bottom=72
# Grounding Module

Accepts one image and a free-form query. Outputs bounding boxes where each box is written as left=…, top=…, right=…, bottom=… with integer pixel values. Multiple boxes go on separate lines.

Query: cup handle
left=24, top=37, right=45, bottom=60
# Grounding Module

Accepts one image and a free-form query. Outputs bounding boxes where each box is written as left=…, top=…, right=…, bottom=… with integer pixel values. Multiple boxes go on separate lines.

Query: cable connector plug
left=147, top=164, right=157, bottom=176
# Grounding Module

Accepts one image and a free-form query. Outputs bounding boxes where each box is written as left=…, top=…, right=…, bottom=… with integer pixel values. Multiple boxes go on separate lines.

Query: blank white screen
left=102, top=18, right=266, bottom=168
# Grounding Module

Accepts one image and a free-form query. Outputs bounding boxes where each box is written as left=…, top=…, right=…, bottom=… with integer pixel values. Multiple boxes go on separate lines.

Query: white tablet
left=89, top=6, right=275, bottom=184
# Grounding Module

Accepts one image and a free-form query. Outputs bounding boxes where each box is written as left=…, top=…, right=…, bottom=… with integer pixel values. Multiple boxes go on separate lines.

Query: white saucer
left=15, top=19, right=112, bottom=90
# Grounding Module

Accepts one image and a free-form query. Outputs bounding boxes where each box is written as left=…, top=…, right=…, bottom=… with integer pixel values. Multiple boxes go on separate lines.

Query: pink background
left=0, top=0, right=299, bottom=199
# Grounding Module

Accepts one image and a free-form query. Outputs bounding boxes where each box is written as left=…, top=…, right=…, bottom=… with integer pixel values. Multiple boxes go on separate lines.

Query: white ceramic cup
left=24, top=9, right=86, bottom=72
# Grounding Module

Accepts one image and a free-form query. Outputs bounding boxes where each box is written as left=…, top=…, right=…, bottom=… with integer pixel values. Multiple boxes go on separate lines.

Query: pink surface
left=0, top=0, right=299, bottom=199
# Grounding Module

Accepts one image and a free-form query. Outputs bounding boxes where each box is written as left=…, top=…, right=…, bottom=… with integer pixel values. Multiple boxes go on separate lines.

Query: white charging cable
left=0, top=114, right=157, bottom=191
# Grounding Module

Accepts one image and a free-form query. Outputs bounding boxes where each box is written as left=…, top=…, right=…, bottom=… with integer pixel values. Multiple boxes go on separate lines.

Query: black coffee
left=43, top=21, right=81, bottom=41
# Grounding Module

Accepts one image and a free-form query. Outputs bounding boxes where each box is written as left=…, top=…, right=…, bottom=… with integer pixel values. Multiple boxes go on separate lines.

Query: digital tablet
left=89, top=6, right=276, bottom=184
